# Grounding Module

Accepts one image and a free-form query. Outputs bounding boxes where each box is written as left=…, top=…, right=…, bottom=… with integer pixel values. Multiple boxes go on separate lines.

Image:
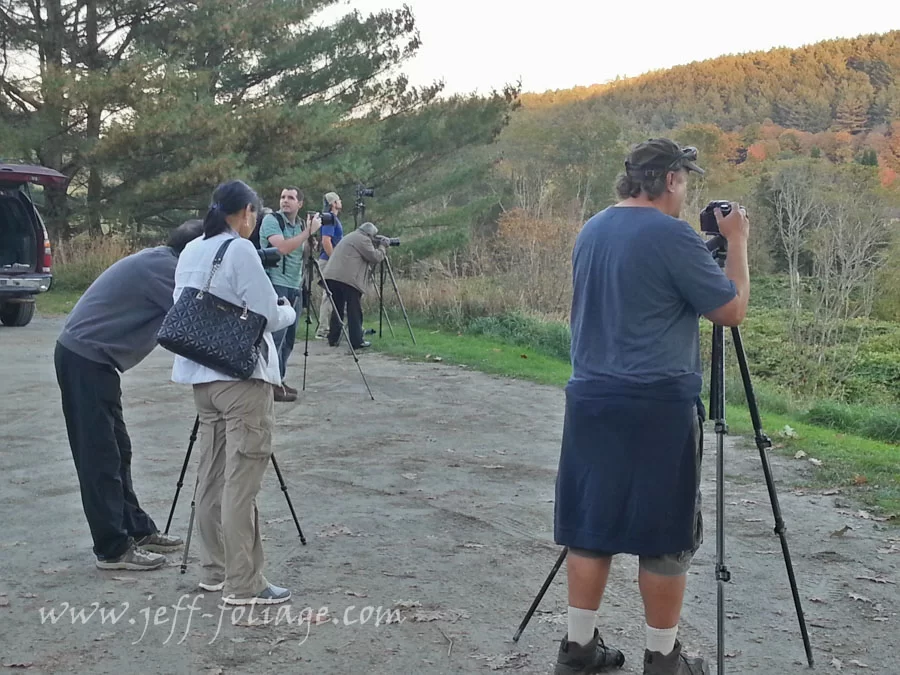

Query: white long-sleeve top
left=169, top=230, right=296, bottom=386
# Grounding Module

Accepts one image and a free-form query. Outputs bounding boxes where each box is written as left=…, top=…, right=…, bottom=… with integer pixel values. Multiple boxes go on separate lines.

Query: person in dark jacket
left=54, top=219, right=203, bottom=571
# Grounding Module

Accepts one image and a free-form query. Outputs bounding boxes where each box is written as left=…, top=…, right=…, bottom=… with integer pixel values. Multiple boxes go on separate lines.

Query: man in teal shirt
left=260, top=186, right=321, bottom=401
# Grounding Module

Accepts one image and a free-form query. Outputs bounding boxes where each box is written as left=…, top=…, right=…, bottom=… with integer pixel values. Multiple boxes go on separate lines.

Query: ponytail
left=202, top=180, right=261, bottom=239
left=202, top=204, right=230, bottom=239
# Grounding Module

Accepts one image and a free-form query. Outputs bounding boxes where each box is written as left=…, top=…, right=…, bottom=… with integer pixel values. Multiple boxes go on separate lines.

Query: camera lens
left=258, top=247, right=283, bottom=268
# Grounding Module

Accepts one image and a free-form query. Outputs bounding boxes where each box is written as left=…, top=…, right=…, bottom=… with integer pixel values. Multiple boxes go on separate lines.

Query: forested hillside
left=523, top=31, right=900, bottom=135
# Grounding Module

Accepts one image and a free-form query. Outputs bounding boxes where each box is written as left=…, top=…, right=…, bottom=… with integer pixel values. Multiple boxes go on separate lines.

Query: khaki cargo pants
left=192, top=379, right=274, bottom=598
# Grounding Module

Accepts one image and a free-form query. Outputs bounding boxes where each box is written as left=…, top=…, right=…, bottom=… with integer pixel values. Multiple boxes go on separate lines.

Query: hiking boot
left=135, top=532, right=183, bottom=553
left=96, top=545, right=166, bottom=571
left=555, top=629, right=625, bottom=674
left=223, top=583, right=291, bottom=606
left=273, top=385, right=297, bottom=402
left=282, top=382, right=298, bottom=396
left=643, top=641, right=709, bottom=675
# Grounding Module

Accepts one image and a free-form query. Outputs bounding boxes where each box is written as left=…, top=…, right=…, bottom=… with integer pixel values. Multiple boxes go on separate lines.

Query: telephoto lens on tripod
left=377, top=235, right=401, bottom=247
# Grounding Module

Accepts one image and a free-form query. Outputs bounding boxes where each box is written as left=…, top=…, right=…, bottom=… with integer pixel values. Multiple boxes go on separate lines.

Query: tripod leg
left=369, top=267, right=395, bottom=337
left=270, top=454, right=306, bottom=545
left=166, top=415, right=199, bottom=535
left=383, top=255, right=416, bottom=345
left=378, top=261, right=385, bottom=338
left=302, top=257, right=313, bottom=392
left=710, top=324, right=730, bottom=675
left=311, top=260, right=375, bottom=401
left=731, top=327, right=814, bottom=667
left=513, top=547, right=568, bottom=642
left=180, top=472, right=200, bottom=575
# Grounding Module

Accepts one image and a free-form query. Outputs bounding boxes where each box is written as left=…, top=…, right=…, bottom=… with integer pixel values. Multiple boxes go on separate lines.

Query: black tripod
left=164, top=415, right=307, bottom=574
left=300, top=247, right=375, bottom=400
left=706, top=235, right=813, bottom=672
left=513, top=235, right=814, bottom=673
left=376, top=255, right=416, bottom=344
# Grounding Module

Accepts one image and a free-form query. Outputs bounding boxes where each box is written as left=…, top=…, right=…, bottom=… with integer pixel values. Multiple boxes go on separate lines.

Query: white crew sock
left=567, top=606, right=597, bottom=646
left=646, top=624, right=678, bottom=655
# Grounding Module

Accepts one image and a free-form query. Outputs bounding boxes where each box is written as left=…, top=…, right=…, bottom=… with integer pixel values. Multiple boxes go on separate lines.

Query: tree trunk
left=39, top=0, right=70, bottom=240
left=86, top=0, right=102, bottom=237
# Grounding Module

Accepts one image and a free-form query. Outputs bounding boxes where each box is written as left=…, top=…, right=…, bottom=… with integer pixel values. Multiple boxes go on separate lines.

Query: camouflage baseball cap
left=624, top=138, right=705, bottom=177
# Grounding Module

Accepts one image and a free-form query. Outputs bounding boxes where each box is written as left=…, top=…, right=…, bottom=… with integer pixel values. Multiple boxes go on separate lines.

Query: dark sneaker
left=352, top=341, right=371, bottom=349
left=273, top=385, right=297, bottom=402
left=135, top=533, right=183, bottom=553
left=96, top=545, right=166, bottom=571
left=282, top=382, right=298, bottom=396
left=556, top=629, right=625, bottom=674
left=223, top=583, right=291, bottom=606
left=643, top=641, right=709, bottom=675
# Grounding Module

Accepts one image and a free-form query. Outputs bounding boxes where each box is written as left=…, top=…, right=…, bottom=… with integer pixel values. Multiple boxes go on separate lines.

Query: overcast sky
left=318, top=1, right=900, bottom=96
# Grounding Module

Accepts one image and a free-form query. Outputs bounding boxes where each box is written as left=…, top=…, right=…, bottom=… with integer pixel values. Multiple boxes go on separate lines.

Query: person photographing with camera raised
left=314, top=191, right=345, bottom=339
left=321, top=222, right=389, bottom=350
left=258, top=187, right=321, bottom=402
left=552, top=139, right=750, bottom=675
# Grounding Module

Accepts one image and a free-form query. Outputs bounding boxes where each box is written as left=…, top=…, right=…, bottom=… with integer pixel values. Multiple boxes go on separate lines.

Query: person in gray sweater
left=54, top=219, right=203, bottom=571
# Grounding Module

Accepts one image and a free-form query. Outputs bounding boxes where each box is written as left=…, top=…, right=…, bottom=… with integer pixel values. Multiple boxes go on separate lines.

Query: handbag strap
left=202, top=238, right=236, bottom=293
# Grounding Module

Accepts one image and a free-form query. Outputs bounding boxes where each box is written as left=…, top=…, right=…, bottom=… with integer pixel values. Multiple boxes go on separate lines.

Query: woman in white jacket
left=171, top=180, right=319, bottom=606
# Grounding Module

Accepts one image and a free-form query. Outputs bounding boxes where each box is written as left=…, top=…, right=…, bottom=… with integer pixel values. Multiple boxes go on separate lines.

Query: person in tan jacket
left=321, top=222, right=389, bottom=349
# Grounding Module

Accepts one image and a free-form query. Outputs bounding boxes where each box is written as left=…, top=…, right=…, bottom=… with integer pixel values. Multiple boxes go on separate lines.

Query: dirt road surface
left=1, top=316, right=897, bottom=674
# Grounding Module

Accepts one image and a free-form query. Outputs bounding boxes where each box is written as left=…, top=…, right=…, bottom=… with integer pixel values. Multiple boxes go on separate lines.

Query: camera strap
left=272, top=212, right=288, bottom=276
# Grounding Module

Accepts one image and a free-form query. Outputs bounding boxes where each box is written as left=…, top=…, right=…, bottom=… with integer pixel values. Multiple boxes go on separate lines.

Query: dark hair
left=167, top=219, right=204, bottom=255
left=203, top=180, right=260, bottom=239
left=614, top=170, right=670, bottom=201
left=283, top=186, right=304, bottom=201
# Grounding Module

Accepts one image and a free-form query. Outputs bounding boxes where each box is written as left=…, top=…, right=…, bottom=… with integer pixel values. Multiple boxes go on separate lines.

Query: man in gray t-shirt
left=553, top=139, right=751, bottom=675
left=55, top=220, right=203, bottom=573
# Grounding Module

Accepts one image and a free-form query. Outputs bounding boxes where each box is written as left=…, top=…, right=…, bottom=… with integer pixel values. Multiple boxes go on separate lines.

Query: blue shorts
left=553, top=392, right=704, bottom=567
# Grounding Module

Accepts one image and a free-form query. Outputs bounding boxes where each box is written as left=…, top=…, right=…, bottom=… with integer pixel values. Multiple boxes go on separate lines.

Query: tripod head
left=706, top=234, right=728, bottom=269
left=353, top=183, right=374, bottom=229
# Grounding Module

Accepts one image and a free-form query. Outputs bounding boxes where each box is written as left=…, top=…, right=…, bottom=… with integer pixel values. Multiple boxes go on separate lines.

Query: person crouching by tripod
left=552, top=139, right=750, bottom=675
left=170, top=180, right=298, bottom=606
left=54, top=219, right=203, bottom=571
left=321, top=222, right=387, bottom=349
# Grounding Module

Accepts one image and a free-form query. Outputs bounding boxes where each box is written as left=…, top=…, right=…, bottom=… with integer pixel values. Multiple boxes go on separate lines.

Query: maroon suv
left=0, top=164, right=68, bottom=327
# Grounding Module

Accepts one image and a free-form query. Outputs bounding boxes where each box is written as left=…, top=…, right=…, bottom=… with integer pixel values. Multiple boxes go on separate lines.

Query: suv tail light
left=41, top=224, right=52, bottom=273
left=43, top=241, right=52, bottom=273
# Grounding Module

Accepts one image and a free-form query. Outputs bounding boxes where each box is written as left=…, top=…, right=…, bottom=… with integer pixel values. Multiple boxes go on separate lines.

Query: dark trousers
left=271, top=283, right=300, bottom=380
left=325, top=279, right=364, bottom=348
left=54, top=342, right=158, bottom=560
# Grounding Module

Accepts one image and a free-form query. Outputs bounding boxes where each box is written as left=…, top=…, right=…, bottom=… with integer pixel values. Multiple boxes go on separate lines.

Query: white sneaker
left=223, top=584, right=291, bottom=605
left=199, top=581, right=224, bottom=592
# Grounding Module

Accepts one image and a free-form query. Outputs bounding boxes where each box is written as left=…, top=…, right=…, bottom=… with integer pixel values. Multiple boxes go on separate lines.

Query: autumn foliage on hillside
left=520, top=31, right=900, bottom=183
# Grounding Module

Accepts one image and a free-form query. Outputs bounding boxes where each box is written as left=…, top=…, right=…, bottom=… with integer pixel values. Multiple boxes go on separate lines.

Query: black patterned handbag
left=158, top=238, right=268, bottom=379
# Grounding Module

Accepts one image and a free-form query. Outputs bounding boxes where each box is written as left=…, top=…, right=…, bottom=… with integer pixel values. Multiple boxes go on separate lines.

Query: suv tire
left=0, top=301, right=36, bottom=327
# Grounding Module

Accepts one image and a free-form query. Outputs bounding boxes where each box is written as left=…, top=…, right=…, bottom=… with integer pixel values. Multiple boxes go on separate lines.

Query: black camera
left=357, top=185, right=375, bottom=198
left=377, top=235, right=400, bottom=247
left=258, top=247, right=283, bottom=269
left=699, top=200, right=732, bottom=234
left=319, top=211, right=336, bottom=226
